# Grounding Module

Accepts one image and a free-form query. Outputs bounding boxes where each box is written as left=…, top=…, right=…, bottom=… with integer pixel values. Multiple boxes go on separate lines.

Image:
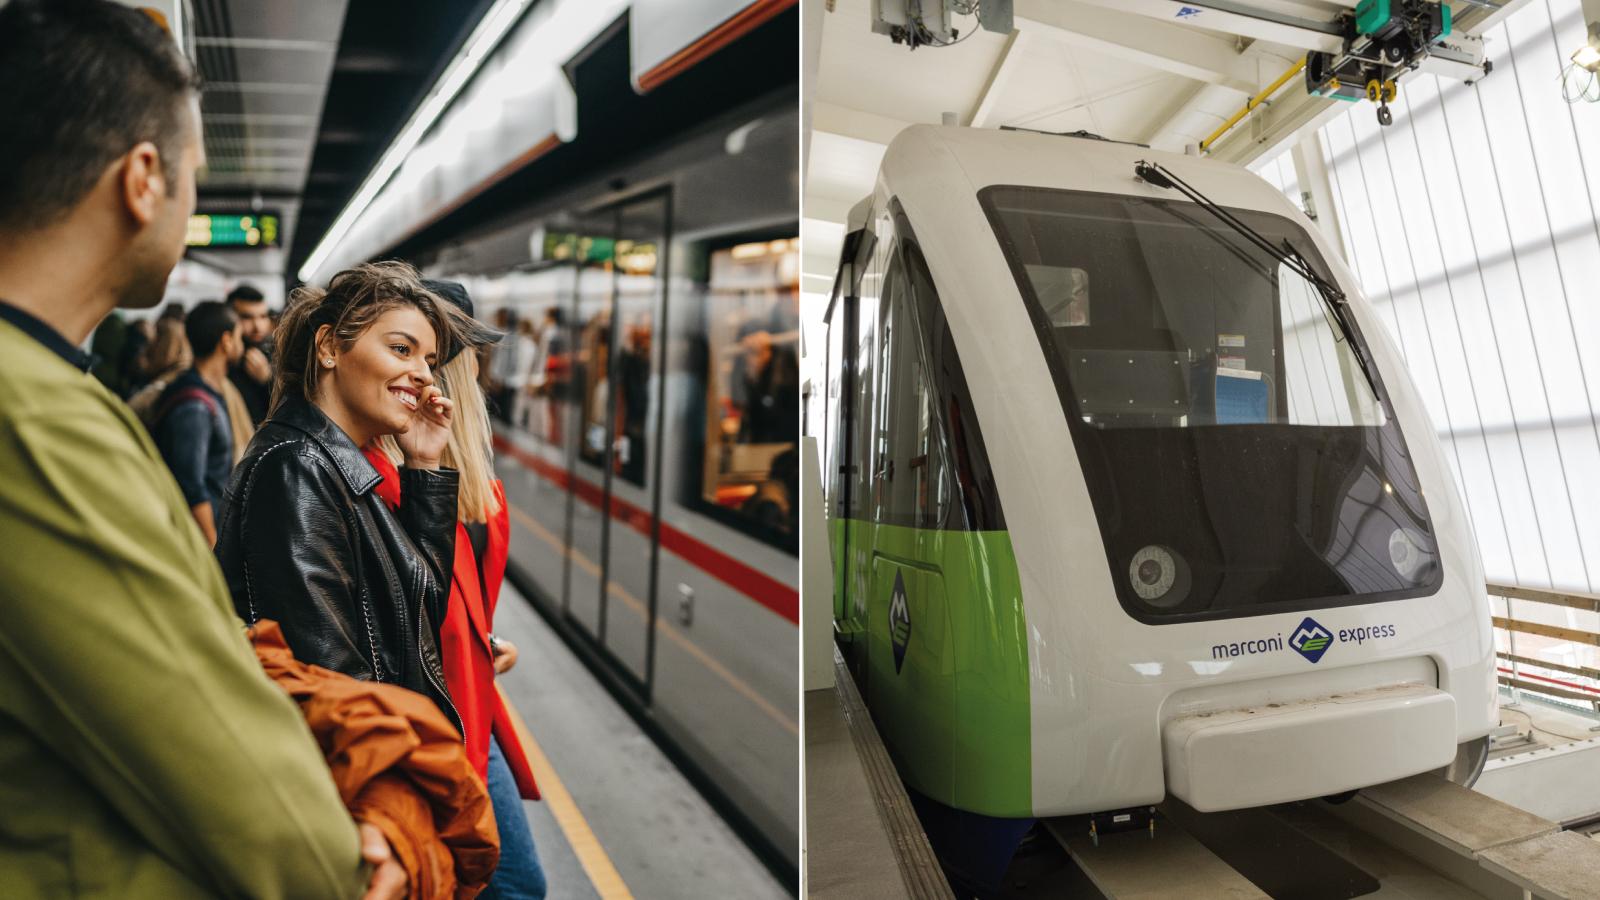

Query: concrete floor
left=1496, top=693, right=1600, bottom=750
left=492, top=581, right=790, bottom=899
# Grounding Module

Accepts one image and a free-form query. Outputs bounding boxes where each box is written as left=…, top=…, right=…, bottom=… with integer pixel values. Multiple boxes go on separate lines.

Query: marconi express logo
left=1211, top=617, right=1398, bottom=664
left=1289, top=617, right=1334, bottom=663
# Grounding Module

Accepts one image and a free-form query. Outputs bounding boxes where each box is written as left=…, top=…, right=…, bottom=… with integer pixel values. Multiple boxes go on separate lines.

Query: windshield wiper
left=1133, top=159, right=1382, bottom=399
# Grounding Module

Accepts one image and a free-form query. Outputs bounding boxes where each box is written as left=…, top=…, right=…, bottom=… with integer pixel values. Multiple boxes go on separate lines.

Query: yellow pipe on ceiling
left=1199, top=57, right=1308, bottom=155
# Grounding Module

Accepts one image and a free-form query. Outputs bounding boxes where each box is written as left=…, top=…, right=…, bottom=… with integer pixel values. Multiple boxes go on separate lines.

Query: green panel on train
left=832, top=519, right=1031, bottom=816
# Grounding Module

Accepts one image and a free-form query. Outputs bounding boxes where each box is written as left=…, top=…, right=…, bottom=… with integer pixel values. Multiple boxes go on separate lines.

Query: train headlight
left=1129, top=545, right=1187, bottom=606
left=1388, top=527, right=1430, bottom=581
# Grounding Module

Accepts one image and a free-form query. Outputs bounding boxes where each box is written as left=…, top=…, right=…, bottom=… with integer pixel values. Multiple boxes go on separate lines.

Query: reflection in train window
left=472, top=268, right=576, bottom=450
left=568, top=237, right=660, bottom=480
left=612, top=243, right=660, bottom=487
left=699, top=237, right=799, bottom=550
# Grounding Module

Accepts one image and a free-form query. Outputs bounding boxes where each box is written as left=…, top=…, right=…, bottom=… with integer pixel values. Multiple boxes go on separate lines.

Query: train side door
left=863, top=247, right=955, bottom=794
left=835, top=222, right=887, bottom=679
left=822, top=279, right=853, bottom=626
left=562, top=191, right=671, bottom=696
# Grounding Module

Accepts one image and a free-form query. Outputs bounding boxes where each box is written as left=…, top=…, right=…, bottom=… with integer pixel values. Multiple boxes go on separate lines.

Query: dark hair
left=423, top=279, right=501, bottom=365
left=226, top=284, right=265, bottom=305
left=159, top=302, right=186, bottom=322
left=272, top=261, right=459, bottom=414
left=184, top=300, right=238, bottom=359
left=0, top=0, right=202, bottom=232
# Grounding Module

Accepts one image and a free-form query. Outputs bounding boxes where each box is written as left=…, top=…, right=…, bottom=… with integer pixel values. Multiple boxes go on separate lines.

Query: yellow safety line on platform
left=508, top=504, right=799, bottom=735
left=497, top=683, right=635, bottom=900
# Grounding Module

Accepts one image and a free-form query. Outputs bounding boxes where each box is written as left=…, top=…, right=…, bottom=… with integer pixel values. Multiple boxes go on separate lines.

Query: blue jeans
left=482, top=736, right=547, bottom=899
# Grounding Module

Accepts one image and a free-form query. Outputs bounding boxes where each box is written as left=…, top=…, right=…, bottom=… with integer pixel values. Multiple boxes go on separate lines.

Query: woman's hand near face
left=395, top=385, right=453, bottom=469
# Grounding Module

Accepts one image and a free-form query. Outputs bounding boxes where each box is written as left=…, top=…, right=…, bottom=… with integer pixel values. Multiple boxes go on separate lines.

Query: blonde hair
left=377, top=347, right=500, bottom=524
left=143, top=317, right=191, bottom=378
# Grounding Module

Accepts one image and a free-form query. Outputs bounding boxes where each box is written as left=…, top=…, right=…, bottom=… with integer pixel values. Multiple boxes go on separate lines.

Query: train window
left=849, top=229, right=887, bottom=524
left=823, top=291, right=852, bottom=519
left=874, top=255, right=953, bottom=529
left=895, top=231, right=1006, bottom=532
left=574, top=268, right=613, bottom=468
left=982, top=187, right=1387, bottom=432
left=698, top=237, right=800, bottom=548
left=850, top=311, right=876, bottom=523
left=981, top=185, right=1440, bottom=623
left=612, top=273, right=658, bottom=487
left=476, top=268, right=575, bottom=449
left=1277, top=260, right=1385, bottom=428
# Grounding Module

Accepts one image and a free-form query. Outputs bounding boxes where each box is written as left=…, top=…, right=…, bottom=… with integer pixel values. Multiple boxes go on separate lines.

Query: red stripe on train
left=493, top=434, right=800, bottom=624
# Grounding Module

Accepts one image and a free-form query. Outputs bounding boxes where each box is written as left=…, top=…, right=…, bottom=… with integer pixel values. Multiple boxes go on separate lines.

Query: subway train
left=416, top=89, right=800, bottom=872
left=817, top=126, right=1497, bottom=861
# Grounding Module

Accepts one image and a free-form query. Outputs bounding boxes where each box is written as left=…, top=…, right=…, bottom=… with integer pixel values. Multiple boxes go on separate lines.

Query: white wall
left=1260, top=0, right=1600, bottom=594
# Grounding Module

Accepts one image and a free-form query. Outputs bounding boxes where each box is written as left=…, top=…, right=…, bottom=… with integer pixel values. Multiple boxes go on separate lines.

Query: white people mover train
left=822, top=124, right=1496, bottom=827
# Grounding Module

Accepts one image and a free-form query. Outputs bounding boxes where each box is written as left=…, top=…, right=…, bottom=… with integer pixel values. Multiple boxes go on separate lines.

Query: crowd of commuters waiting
left=85, top=286, right=276, bottom=544
left=0, top=2, right=546, bottom=897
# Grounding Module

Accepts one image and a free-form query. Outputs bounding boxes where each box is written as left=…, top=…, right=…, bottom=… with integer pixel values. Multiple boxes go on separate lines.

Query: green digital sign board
left=187, top=213, right=280, bottom=248
left=536, top=229, right=658, bottom=273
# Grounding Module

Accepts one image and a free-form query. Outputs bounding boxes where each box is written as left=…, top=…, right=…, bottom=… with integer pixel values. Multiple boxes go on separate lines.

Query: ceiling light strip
left=297, top=0, right=534, bottom=282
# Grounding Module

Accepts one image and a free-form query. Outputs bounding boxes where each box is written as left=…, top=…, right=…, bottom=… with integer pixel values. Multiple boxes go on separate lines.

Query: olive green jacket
left=0, top=317, right=367, bottom=898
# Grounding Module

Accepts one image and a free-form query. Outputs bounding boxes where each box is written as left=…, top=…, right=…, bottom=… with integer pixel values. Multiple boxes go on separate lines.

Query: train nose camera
left=1128, top=545, right=1189, bottom=608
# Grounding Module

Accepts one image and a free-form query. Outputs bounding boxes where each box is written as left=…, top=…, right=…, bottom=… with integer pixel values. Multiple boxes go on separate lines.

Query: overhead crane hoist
left=1305, top=0, right=1462, bottom=125
left=863, top=0, right=1494, bottom=150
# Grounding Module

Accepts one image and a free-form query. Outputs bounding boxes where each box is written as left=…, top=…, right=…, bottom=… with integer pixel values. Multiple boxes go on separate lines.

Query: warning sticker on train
left=889, top=571, right=911, bottom=674
left=1211, top=617, right=1398, bottom=664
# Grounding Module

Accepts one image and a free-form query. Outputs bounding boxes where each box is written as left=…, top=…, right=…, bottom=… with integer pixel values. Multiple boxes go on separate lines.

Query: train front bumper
left=1162, top=682, right=1457, bottom=812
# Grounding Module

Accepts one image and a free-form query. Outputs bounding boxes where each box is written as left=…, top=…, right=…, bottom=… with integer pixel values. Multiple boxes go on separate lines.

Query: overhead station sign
left=187, top=212, right=280, bottom=248
left=531, top=226, right=658, bottom=274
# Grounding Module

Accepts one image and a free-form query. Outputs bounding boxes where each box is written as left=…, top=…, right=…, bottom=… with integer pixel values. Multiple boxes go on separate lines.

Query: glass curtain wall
left=1256, top=0, right=1600, bottom=600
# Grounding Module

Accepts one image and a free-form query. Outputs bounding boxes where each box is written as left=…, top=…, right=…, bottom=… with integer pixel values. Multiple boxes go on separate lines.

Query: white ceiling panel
left=217, top=0, right=346, bottom=42
left=815, top=0, right=1010, bottom=127
left=221, top=44, right=338, bottom=86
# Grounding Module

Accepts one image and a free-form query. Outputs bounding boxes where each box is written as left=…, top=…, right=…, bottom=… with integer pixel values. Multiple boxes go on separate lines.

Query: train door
left=601, top=192, right=670, bottom=689
left=864, top=245, right=957, bottom=794
left=834, top=215, right=889, bottom=682
left=561, top=192, right=670, bottom=694
left=822, top=279, right=854, bottom=626
left=563, top=208, right=614, bottom=645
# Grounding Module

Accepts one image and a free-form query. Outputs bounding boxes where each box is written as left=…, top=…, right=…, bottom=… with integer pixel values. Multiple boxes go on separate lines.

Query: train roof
left=873, top=125, right=1300, bottom=225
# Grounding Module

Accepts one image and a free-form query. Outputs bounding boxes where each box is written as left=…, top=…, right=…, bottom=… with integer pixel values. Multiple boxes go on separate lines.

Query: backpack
left=127, top=377, right=174, bottom=425
left=135, top=381, right=220, bottom=432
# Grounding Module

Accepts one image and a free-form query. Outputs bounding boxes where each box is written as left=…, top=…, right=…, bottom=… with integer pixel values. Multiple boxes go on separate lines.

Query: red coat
left=366, top=448, right=540, bottom=801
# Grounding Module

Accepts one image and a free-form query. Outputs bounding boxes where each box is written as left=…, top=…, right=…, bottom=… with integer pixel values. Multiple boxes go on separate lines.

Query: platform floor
left=492, top=581, right=789, bottom=899
left=1497, top=694, right=1600, bottom=751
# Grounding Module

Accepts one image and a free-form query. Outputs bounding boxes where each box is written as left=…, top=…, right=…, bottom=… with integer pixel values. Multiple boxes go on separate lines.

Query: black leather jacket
left=215, top=394, right=462, bottom=736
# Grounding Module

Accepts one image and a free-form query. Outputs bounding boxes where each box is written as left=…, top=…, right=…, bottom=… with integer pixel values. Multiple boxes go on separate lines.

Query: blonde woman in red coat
left=370, top=283, right=545, bottom=899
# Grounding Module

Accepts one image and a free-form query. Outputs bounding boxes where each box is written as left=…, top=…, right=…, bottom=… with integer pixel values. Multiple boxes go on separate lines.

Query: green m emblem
left=889, top=571, right=911, bottom=674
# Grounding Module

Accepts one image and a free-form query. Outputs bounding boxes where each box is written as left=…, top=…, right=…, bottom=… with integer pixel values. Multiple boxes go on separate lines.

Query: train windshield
left=979, top=185, right=1442, bottom=623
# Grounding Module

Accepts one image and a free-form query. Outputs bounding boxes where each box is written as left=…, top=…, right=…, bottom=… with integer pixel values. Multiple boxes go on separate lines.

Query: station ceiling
left=802, top=0, right=1528, bottom=297
left=186, top=0, right=492, bottom=283
left=285, top=0, right=496, bottom=281
left=187, top=0, right=348, bottom=276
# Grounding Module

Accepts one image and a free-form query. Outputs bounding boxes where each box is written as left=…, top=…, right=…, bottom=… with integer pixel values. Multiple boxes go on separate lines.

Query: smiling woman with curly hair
left=215, top=260, right=468, bottom=736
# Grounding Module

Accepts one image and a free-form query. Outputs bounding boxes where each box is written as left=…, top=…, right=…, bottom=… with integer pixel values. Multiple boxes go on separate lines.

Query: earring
left=323, top=357, right=334, bottom=367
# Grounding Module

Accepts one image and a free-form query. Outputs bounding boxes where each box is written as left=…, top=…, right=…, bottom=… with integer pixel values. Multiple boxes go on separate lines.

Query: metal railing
left=1487, top=582, right=1600, bottom=723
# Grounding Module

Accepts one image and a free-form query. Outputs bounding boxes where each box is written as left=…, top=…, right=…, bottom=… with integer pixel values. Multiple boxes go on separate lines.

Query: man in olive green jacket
left=0, top=2, right=400, bottom=896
